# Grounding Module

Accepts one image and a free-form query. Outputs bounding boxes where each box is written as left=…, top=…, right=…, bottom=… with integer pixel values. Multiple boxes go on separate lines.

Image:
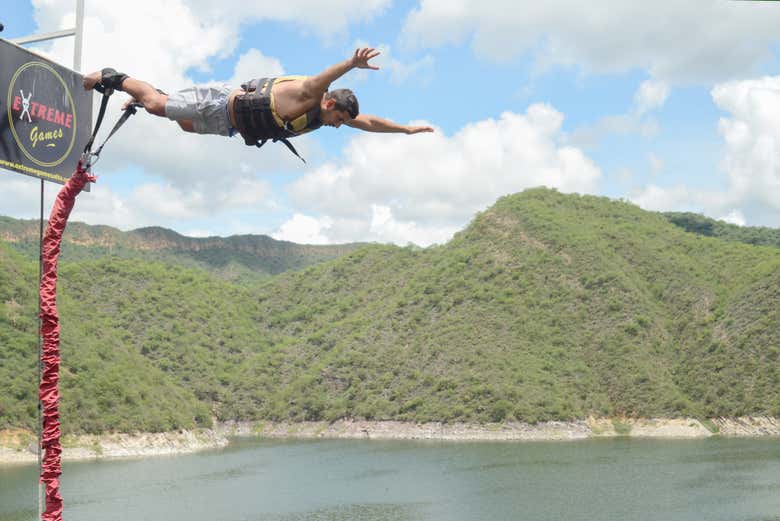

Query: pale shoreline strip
left=1, top=417, right=778, bottom=466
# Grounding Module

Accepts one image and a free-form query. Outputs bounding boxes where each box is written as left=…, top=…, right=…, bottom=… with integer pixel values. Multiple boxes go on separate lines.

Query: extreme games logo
left=7, top=61, right=77, bottom=168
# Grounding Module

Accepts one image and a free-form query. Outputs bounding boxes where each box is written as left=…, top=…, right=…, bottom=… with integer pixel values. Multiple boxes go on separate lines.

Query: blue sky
left=2, top=0, right=779, bottom=245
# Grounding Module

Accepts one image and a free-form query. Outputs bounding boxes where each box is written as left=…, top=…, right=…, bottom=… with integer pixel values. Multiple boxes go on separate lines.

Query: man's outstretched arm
left=345, top=114, right=434, bottom=134
left=301, top=48, right=380, bottom=100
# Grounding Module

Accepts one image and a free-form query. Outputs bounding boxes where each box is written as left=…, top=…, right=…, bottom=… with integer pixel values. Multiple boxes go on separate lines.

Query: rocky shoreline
left=1, top=417, right=778, bottom=465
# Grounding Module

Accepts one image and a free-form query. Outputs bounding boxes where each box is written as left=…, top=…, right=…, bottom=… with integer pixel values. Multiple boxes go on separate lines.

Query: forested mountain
left=0, top=217, right=362, bottom=284
left=1, top=188, right=777, bottom=434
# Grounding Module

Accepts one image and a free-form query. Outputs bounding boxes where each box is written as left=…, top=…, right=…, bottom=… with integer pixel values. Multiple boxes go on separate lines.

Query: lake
left=1, top=437, right=779, bottom=521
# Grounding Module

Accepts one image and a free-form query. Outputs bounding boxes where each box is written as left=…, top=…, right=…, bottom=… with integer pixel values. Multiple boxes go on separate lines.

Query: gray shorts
left=165, top=83, right=234, bottom=136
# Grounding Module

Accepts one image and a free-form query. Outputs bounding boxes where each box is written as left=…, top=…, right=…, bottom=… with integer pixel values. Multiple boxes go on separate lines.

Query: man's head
left=320, top=89, right=359, bottom=128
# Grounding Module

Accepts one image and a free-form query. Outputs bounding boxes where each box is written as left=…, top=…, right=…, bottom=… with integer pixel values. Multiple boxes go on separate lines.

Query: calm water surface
left=1, top=437, right=779, bottom=521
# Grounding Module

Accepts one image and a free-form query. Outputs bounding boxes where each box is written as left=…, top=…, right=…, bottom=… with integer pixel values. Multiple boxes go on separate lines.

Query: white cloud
left=629, top=70, right=780, bottom=229
left=629, top=184, right=693, bottom=213
left=284, top=104, right=602, bottom=246
left=635, top=80, right=670, bottom=115
left=719, top=210, right=745, bottom=227
left=383, top=53, right=435, bottom=86
left=33, top=0, right=390, bottom=56
left=70, top=187, right=147, bottom=229
left=228, top=49, right=285, bottom=87
left=713, top=77, right=780, bottom=207
left=569, top=80, right=669, bottom=147
left=0, top=174, right=147, bottom=230
left=401, top=1, right=780, bottom=84
left=272, top=213, right=332, bottom=244
left=368, top=204, right=460, bottom=246
left=126, top=178, right=270, bottom=221
left=216, top=177, right=273, bottom=207
left=0, top=168, right=272, bottom=234
left=0, top=175, right=52, bottom=219
left=35, top=0, right=236, bottom=82
left=348, top=41, right=435, bottom=86
left=185, top=0, right=391, bottom=38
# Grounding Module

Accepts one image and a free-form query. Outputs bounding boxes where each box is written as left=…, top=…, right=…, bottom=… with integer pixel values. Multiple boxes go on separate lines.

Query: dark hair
left=325, top=89, right=359, bottom=119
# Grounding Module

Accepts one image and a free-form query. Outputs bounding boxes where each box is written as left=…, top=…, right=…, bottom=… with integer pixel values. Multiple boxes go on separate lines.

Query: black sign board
left=0, top=38, right=92, bottom=184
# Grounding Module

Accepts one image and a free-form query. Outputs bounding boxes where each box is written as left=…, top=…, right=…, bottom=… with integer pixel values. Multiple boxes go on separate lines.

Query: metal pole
left=37, top=179, right=44, bottom=521
left=74, top=0, right=84, bottom=71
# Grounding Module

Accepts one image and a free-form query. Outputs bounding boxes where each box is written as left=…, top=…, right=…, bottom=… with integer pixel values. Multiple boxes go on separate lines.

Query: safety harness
left=232, top=77, right=322, bottom=163
left=83, top=68, right=139, bottom=170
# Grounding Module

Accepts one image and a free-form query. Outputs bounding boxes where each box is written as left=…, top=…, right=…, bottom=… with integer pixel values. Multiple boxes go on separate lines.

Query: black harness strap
left=248, top=79, right=307, bottom=163
left=253, top=137, right=307, bottom=164
left=91, top=103, right=139, bottom=160
left=82, top=84, right=139, bottom=170
left=82, top=86, right=111, bottom=158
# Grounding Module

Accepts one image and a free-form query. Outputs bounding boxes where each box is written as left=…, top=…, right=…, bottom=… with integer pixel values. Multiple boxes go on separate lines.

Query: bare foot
left=83, top=70, right=101, bottom=90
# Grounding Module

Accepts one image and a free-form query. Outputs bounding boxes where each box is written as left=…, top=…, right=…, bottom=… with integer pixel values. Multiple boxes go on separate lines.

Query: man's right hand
left=351, top=48, right=381, bottom=70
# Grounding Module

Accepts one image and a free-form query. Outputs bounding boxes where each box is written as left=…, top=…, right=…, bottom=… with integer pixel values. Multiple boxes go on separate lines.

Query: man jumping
left=83, top=47, right=433, bottom=161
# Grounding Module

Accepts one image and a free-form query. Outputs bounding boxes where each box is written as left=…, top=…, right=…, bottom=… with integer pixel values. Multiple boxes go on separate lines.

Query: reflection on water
left=0, top=511, right=35, bottom=521
left=1, top=438, right=780, bottom=521
left=269, top=504, right=426, bottom=521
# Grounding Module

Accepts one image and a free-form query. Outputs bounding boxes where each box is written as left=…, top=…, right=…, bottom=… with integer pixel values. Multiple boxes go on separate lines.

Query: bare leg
left=177, top=120, right=195, bottom=132
left=121, top=97, right=193, bottom=131
left=120, top=78, right=167, bottom=116
left=83, top=71, right=167, bottom=117
left=84, top=71, right=197, bottom=132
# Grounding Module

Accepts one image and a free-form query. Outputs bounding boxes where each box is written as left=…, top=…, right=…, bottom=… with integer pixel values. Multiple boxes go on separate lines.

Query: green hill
left=0, top=217, right=362, bottom=284
left=1, top=188, right=778, bottom=434
left=663, top=212, right=780, bottom=248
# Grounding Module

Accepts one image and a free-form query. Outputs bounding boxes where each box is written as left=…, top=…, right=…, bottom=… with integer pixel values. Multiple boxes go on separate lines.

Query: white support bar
left=11, top=29, right=76, bottom=46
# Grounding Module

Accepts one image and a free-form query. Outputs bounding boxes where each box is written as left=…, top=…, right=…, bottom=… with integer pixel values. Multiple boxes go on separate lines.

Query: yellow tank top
left=269, top=75, right=316, bottom=134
